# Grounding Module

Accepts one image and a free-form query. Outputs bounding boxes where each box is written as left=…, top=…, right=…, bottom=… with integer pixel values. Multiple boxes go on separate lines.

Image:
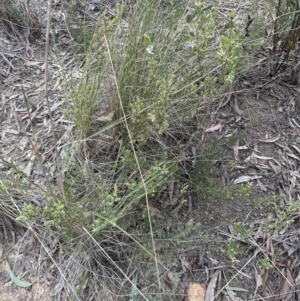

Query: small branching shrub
left=9, top=0, right=266, bottom=246
left=259, top=256, right=273, bottom=271
left=226, top=239, right=243, bottom=262
left=184, top=1, right=218, bottom=95
left=217, top=29, right=244, bottom=84
left=60, top=0, right=249, bottom=243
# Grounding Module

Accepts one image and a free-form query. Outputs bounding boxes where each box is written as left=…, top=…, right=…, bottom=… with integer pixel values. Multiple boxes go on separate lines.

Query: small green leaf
left=6, top=261, right=32, bottom=288
left=227, top=286, right=248, bottom=292
left=143, top=34, right=152, bottom=47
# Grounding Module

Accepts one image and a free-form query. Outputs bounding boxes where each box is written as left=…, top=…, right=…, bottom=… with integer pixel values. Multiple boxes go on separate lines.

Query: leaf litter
left=165, top=48, right=300, bottom=300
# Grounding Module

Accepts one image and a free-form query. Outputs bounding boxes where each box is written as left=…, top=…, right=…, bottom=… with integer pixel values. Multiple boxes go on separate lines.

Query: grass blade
left=5, top=261, right=32, bottom=288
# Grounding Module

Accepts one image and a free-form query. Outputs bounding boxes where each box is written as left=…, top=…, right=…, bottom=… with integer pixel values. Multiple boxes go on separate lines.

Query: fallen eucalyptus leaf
left=291, top=144, right=300, bottom=155
left=286, top=152, right=300, bottom=161
left=233, top=175, right=262, bottom=184
left=252, top=153, right=273, bottom=160
left=205, top=270, right=220, bottom=301
left=259, top=135, right=280, bottom=143
left=226, top=289, right=245, bottom=301
left=204, top=124, right=222, bottom=132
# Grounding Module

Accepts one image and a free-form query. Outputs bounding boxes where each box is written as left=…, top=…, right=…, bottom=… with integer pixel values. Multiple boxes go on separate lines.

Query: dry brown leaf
left=187, top=283, right=206, bottom=301
left=256, top=178, right=268, bottom=192
left=261, top=267, right=273, bottom=298
left=291, top=257, right=299, bottom=270
left=167, top=181, right=174, bottom=201
left=234, top=97, right=243, bottom=116
left=201, top=124, right=222, bottom=141
left=50, top=281, right=64, bottom=297
left=172, top=199, right=187, bottom=215
left=233, top=140, right=239, bottom=161
left=235, top=115, right=242, bottom=123
left=259, top=135, right=281, bottom=143
left=289, top=97, right=295, bottom=108
left=226, top=289, right=245, bottom=301
left=295, top=270, right=300, bottom=286
left=269, top=161, right=281, bottom=174
left=291, top=144, right=300, bottom=155
left=254, top=269, right=263, bottom=296
left=219, top=112, right=234, bottom=118
left=205, top=270, right=220, bottom=301
left=24, top=158, right=34, bottom=177
left=286, top=262, right=295, bottom=286
left=291, top=118, right=300, bottom=128
left=179, top=256, right=192, bottom=273
left=275, top=142, right=293, bottom=153
left=192, top=146, right=197, bottom=168
left=204, top=124, right=222, bottom=133
left=278, top=265, right=294, bottom=300
left=23, top=61, right=41, bottom=67
left=235, top=165, right=247, bottom=170
left=252, top=153, right=273, bottom=160
left=286, top=152, right=300, bottom=161
left=218, top=86, right=233, bottom=108
left=19, top=136, right=29, bottom=151
left=233, top=175, right=262, bottom=184
left=166, top=271, right=179, bottom=287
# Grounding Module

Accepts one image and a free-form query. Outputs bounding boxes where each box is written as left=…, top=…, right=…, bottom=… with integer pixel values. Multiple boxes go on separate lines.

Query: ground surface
left=1, top=0, right=300, bottom=300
